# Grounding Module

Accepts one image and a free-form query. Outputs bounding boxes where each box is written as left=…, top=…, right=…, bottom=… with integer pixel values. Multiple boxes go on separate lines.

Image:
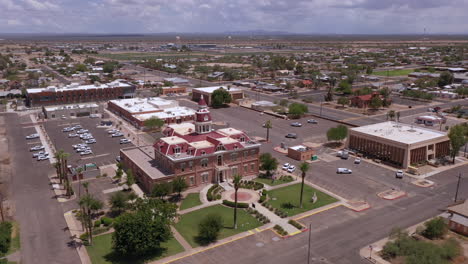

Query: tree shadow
left=104, top=247, right=167, bottom=264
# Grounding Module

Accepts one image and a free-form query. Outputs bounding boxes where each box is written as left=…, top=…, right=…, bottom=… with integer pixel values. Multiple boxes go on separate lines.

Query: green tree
left=264, top=120, right=272, bottom=142
left=336, top=80, right=352, bottom=95
left=109, top=192, right=130, bottom=216
left=196, top=214, right=223, bottom=245
left=337, top=97, right=350, bottom=107
left=112, top=199, right=177, bottom=256
left=259, top=153, right=278, bottom=178
left=326, top=125, right=348, bottom=142
left=126, top=169, right=135, bottom=188
left=369, top=96, right=383, bottom=110
left=288, top=103, right=308, bottom=119
left=143, top=116, right=165, bottom=131
left=79, top=194, right=103, bottom=245
left=437, top=71, right=454, bottom=87
left=151, top=182, right=173, bottom=200
left=75, top=64, right=88, bottom=72
left=299, top=162, right=310, bottom=208
left=89, top=75, right=100, bottom=83
left=83, top=57, right=96, bottom=65
left=232, top=175, right=242, bottom=229
left=448, top=124, right=467, bottom=163
left=366, top=66, right=373, bottom=74
left=387, top=110, right=396, bottom=121
left=103, top=61, right=118, bottom=73
left=279, top=99, right=289, bottom=107
left=172, top=176, right=188, bottom=198
left=422, top=217, right=448, bottom=239
left=0, top=222, right=12, bottom=254
left=211, top=88, right=232, bottom=108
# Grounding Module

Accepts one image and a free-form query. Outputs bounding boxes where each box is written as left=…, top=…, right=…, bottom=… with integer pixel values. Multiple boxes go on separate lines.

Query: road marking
left=248, top=230, right=254, bottom=234
left=26, top=141, right=41, bottom=145
left=288, top=230, right=302, bottom=236
left=294, top=203, right=344, bottom=221
left=255, top=228, right=260, bottom=232
left=81, top=153, right=110, bottom=160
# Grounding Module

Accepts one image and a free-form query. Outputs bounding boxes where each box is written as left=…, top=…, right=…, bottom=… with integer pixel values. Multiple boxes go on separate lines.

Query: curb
left=378, top=192, right=407, bottom=200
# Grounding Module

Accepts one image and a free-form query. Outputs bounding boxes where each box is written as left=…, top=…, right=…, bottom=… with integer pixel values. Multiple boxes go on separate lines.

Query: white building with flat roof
left=347, top=121, right=450, bottom=168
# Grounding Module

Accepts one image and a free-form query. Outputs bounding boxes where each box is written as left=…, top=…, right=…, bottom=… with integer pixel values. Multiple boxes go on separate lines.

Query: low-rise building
left=192, top=86, right=244, bottom=106
left=350, top=92, right=386, bottom=108
left=347, top=121, right=450, bottom=168
left=107, top=97, right=196, bottom=129
left=446, top=200, right=468, bottom=236
left=26, top=81, right=135, bottom=107
left=287, top=145, right=314, bottom=161
left=415, top=115, right=445, bottom=126
left=120, top=98, right=260, bottom=192
left=161, top=86, right=186, bottom=95
left=42, top=103, right=100, bottom=119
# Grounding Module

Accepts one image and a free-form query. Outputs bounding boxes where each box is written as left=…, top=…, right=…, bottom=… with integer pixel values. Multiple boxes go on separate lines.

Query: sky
left=0, top=0, right=467, bottom=34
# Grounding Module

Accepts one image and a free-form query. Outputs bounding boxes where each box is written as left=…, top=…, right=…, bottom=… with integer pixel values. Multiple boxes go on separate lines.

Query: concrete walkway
left=63, top=210, right=92, bottom=264
left=178, top=200, right=223, bottom=215
left=254, top=203, right=299, bottom=235
left=199, top=184, right=213, bottom=204
left=29, top=114, right=56, bottom=164
left=170, top=226, right=192, bottom=251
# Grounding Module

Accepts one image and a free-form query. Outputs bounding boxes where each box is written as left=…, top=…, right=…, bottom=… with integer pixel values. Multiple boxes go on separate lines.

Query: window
left=189, top=176, right=195, bottom=186
left=189, top=161, right=193, bottom=170
left=231, top=153, right=238, bottom=161
left=428, top=144, right=434, bottom=151
left=244, top=151, right=248, bottom=158
left=250, top=149, right=256, bottom=155
left=250, top=163, right=255, bottom=171
left=174, top=146, right=181, bottom=153
left=180, top=162, right=186, bottom=172
left=201, top=172, right=209, bottom=183
left=244, top=165, right=248, bottom=173
left=231, top=166, right=238, bottom=176
left=201, top=151, right=206, bottom=155
left=216, top=144, right=224, bottom=151
left=240, top=137, right=245, bottom=142
left=201, top=158, right=209, bottom=168
left=234, top=145, right=238, bottom=150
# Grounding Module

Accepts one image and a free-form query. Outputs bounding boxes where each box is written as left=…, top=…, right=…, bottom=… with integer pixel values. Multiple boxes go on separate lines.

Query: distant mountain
left=222, top=30, right=296, bottom=36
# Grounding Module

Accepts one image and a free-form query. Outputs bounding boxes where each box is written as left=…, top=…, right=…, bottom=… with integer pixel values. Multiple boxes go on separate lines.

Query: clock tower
left=194, top=97, right=212, bottom=134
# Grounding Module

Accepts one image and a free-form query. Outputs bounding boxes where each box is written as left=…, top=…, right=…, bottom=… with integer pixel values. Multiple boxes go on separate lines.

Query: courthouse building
left=347, top=121, right=450, bottom=168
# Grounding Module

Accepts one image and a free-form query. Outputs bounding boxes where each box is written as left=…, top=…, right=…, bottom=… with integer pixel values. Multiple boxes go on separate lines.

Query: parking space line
left=81, top=153, right=110, bottom=160
left=26, top=141, right=41, bottom=145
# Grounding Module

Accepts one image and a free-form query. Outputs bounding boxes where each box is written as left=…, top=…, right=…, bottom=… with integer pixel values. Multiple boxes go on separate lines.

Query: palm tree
left=299, top=162, right=310, bottom=208
left=232, top=175, right=242, bottom=229
left=387, top=110, right=396, bottom=121
left=82, top=182, right=89, bottom=195
left=396, top=111, right=401, bottom=123
left=79, top=194, right=103, bottom=245
left=264, top=120, right=272, bottom=142
left=54, top=150, right=65, bottom=184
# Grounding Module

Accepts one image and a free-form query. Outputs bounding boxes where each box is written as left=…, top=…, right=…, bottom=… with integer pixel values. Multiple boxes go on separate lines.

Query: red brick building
left=350, top=92, right=387, bottom=108
left=120, top=98, right=261, bottom=193
left=192, top=86, right=244, bottom=106
left=26, top=81, right=135, bottom=107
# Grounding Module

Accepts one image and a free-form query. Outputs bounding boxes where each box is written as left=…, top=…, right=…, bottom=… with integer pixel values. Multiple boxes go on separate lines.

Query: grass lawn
left=254, top=177, right=294, bottom=187
left=372, top=69, right=414, bottom=77
left=86, top=233, right=184, bottom=264
left=267, top=183, right=338, bottom=217
left=7, top=222, right=20, bottom=256
left=179, top=193, right=202, bottom=210
left=175, top=204, right=262, bottom=247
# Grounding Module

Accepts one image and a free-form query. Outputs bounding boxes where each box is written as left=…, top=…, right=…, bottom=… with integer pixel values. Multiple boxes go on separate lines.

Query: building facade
left=347, top=121, right=450, bottom=168
left=120, top=98, right=261, bottom=193
left=287, top=145, right=314, bottom=161
left=26, top=81, right=135, bottom=107
left=42, top=103, right=100, bottom=119
left=192, top=86, right=244, bottom=106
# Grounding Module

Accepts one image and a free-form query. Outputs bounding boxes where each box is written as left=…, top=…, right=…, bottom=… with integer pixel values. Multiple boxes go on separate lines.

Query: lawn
left=86, top=233, right=184, bottom=264
left=266, top=183, right=338, bottom=217
left=179, top=193, right=202, bottom=210
left=254, top=177, right=294, bottom=187
left=372, top=69, right=414, bottom=77
left=175, top=204, right=262, bottom=247
left=7, top=222, right=20, bottom=256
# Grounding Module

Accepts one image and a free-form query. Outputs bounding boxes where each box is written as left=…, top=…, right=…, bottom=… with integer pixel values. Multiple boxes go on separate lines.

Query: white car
left=290, top=122, right=302, bottom=127
left=119, top=139, right=131, bottom=144
left=37, top=155, right=50, bottom=161
left=30, top=145, right=45, bottom=151
left=287, top=165, right=296, bottom=173
left=33, top=151, right=48, bottom=158
left=112, top=133, right=124, bottom=137
left=108, top=129, right=119, bottom=134
left=337, top=168, right=352, bottom=174
left=307, top=119, right=318, bottom=124
left=26, top=134, right=40, bottom=139
left=73, top=144, right=87, bottom=149
left=62, top=127, right=74, bottom=132
left=68, top=133, right=79, bottom=138
left=282, top=163, right=290, bottom=170
left=354, top=158, right=361, bottom=164
left=80, top=150, right=93, bottom=156
left=395, top=170, right=404, bottom=179
left=85, top=139, right=96, bottom=144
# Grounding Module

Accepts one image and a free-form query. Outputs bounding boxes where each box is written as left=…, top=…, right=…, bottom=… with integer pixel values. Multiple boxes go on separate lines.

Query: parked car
left=287, top=165, right=296, bottom=173
left=76, top=129, right=89, bottom=134
left=112, top=133, right=124, bottom=137
left=395, top=170, right=404, bottom=179
left=285, top=133, right=297, bottom=139
left=30, top=145, right=45, bottom=151
left=73, top=144, right=87, bottom=149
left=63, top=127, right=74, bottom=132
left=89, top=114, right=100, bottom=118
left=108, top=129, right=119, bottom=134
left=37, top=155, right=50, bottom=161
left=307, top=119, right=318, bottom=124
left=73, top=125, right=82, bottom=129
left=80, top=150, right=93, bottom=156
left=282, top=163, right=290, bottom=170
left=337, top=168, right=352, bottom=174
left=119, top=139, right=131, bottom=144
left=33, top=151, right=48, bottom=158
left=290, top=122, right=302, bottom=127
left=354, top=158, right=361, bottom=164
left=68, top=133, right=79, bottom=138
left=26, top=134, right=39, bottom=139
left=85, top=139, right=96, bottom=144
left=116, top=156, right=121, bottom=162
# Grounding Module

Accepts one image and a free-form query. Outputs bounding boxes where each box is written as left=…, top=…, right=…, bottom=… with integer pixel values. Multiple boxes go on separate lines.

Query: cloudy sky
left=0, top=0, right=467, bottom=34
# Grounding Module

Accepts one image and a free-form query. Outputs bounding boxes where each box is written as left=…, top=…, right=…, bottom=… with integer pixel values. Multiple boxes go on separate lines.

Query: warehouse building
left=346, top=121, right=450, bottom=168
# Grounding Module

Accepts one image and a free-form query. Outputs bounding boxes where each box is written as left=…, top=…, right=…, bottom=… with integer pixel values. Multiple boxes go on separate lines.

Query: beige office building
left=347, top=121, right=450, bottom=168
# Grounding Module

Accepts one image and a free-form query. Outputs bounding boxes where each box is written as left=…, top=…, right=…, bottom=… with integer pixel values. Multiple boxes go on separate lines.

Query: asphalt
left=4, top=113, right=80, bottom=264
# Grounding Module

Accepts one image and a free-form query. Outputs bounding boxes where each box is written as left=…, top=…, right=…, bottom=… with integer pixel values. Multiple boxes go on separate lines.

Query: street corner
left=377, top=189, right=407, bottom=200
left=411, top=179, right=435, bottom=188
left=344, top=200, right=371, bottom=212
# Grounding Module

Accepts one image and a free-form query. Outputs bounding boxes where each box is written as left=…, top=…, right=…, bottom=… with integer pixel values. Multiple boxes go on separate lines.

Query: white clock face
left=204, top=115, right=208, bottom=121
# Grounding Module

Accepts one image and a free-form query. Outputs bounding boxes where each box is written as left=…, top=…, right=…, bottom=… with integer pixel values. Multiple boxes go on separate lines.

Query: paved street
left=4, top=113, right=80, bottom=264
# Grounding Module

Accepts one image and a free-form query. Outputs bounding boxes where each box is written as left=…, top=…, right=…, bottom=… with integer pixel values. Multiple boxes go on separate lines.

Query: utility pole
left=307, top=223, right=312, bottom=264
left=454, top=172, right=462, bottom=203
left=320, top=100, right=323, bottom=117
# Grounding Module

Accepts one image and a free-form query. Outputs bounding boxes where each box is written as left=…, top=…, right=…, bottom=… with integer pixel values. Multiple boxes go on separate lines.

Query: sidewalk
left=178, top=200, right=223, bottom=215
left=30, top=114, right=56, bottom=164
left=63, top=210, right=92, bottom=264
left=254, top=203, right=299, bottom=235
left=170, top=226, right=192, bottom=251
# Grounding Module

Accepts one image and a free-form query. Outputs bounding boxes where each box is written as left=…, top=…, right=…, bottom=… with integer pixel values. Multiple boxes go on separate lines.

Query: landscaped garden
left=179, top=193, right=202, bottom=210
left=254, top=175, right=295, bottom=186
left=86, top=233, right=184, bottom=264
left=264, top=183, right=338, bottom=217
left=174, top=204, right=262, bottom=247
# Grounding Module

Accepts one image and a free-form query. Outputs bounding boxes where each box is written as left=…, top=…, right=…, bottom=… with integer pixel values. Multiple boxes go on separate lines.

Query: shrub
left=273, top=225, right=288, bottom=236
left=288, top=220, right=304, bottom=230
left=196, top=214, right=223, bottom=245
left=92, top=226, right=111, bottom=236
left=422, top=217, right=447, bottom=239
left=222, top=200, right=249, bottom=208
left=94, top=220, right=101, bottom=227
left=101, top=217, right=113, bottom=227
left=0, top=222, right=12, bottom=254
left=216, top=194, right=222, bottom=200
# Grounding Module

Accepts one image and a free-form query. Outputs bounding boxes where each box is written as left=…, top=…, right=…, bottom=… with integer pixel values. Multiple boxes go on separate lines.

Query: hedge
left=273, top=225, right=288, bottom=236
left=207, top=184, right=222, bottom=201
left=101, top=217, right=113, bottom=227
left=0, top=222, right=12, bottom=254
left=222, top=200, right=249, bottom=208
left=288, top=219, right=304, bottom=230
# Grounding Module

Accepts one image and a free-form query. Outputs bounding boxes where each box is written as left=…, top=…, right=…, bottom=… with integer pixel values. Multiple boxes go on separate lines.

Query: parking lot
left=43, top=117, right=135, bottom=167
